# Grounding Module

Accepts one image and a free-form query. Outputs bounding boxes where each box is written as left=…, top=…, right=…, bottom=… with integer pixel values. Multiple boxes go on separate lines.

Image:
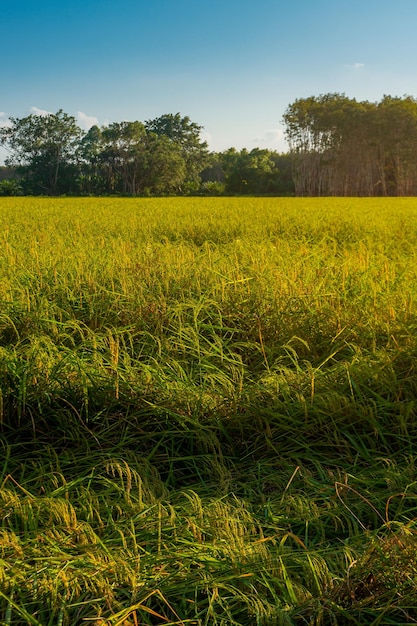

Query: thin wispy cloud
left=77, top=111, right=99, bottom=130
left=344, top=63, right=365, bottom=69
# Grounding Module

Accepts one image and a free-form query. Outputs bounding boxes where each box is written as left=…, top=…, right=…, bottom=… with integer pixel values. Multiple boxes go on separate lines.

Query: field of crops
left=2, top=196, right=417, bottom=625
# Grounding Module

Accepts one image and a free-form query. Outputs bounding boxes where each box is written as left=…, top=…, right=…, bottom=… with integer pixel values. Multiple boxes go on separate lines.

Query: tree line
left=0, top=110, right=293, bottom=196
left=2, top=94, right=417, bottom=197
left=283, top=93, right=417, bottom=196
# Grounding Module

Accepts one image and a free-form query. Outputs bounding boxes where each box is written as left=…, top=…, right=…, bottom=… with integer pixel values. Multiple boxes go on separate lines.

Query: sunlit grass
left=1, top=197, right=417, bottom=623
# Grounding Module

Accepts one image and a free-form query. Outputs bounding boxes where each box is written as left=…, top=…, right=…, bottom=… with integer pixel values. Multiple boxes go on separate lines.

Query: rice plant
left=1, top=197, right=417, bottom=623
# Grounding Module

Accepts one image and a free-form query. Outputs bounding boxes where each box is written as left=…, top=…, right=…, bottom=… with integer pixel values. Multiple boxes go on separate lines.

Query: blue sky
left=1, top=0, right=417, bottom=163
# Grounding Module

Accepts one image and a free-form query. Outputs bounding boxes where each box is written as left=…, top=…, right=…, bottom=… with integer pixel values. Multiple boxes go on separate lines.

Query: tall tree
left=0, top=110, right=82, bottom=195
left=376, top=96, right=417, bottom=195
left=95, top=122, right=187, bottom=195
left=99, top=121, right=147, bottom=194
left=145, top=113, right=209, bottom=188
left=138, top=133, right=187, bottom=195
left=283, top=94, right=417, bottom=196
left=77, top=125, right=104, bottom=195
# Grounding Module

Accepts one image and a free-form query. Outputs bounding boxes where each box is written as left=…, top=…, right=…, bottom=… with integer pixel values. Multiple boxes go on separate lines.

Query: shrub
left=0, top=179, right=23, bottom=196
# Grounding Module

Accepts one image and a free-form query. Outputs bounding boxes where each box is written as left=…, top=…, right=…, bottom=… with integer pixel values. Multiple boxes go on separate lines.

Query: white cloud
left=30, top=106, right=52, bottom=116
left=77, top=111, right=99, bottom=130
left=251, top=128, right=287, bottom=152
left=0, top=112, right=11, bottom=128
left=28, top=108, right=99, bottom=130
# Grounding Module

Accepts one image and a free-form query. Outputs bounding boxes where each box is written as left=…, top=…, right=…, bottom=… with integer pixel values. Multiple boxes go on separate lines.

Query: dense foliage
left=3, top=94, right=417, bottom=197
left=2, top=197, right=417, bottom=624
left=284, top=93, right=417, bottom=196
left=0, top=111, right=293, bottom=196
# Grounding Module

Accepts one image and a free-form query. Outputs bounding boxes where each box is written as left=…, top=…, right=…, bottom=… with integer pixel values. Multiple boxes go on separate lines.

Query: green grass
left=1, top=197, right=417, bottom=624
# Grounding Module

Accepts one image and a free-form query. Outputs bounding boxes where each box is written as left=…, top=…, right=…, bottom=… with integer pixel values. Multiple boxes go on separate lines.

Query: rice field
left=2, top=196, right=417, bottom=624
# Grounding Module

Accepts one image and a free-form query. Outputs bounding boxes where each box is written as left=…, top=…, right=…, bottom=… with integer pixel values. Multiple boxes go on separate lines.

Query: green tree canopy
left=145, top=113, right=209, bottom=187
left=283, top=93, right=417, bottom=196
left=202, top=148, right=293, bottom=195
left=0, top=109, right=82, bottom=195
